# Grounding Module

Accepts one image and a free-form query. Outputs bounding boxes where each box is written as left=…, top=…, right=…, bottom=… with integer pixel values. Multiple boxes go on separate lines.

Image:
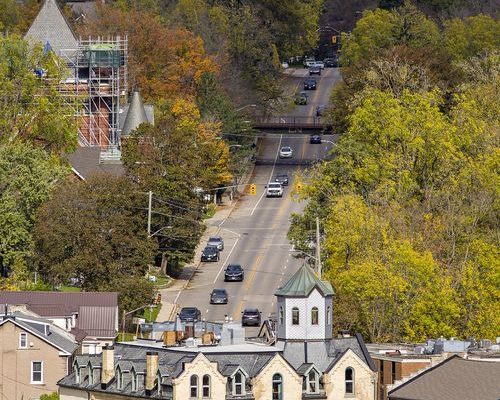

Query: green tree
left=0, top=142, right=68, bottom=284
left=32, top=175, right=157, bottom=291
left=0, top=36, right=77, bottom=153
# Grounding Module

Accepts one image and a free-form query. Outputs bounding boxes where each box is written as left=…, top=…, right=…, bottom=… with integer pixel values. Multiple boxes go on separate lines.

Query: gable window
left=19, top=332, right=28, bottom=349
left=307, top=370, right=319, bottom=393
left=74, top=365, right=80, bottom=384
left=272, top=373, right=283, bottom=400
left=233, top=371, right=245, bottom=395
left=31, top=361, right=43, bottom=384
left=88, top=366, right=94, bottom=385
left=311, top=307, right=319, bottom=325
left=292, top=307, right=299, bottom=325
left=190, top=375, right=199, bottom=398
left=202, top=374, right=210, bottom=398
left=131, top=370, right=137, bottom=391
left=345, top=367, right=354, bottom=394
left=326, top=306, right=331, bottom=325
left=279, top=306, right=284, bottom=325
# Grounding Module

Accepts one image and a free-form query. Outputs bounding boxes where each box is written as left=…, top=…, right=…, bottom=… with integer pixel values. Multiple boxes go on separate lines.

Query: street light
left=149, top=225, right=173, bottom=238
left=235, top=104, right=256, bottom=113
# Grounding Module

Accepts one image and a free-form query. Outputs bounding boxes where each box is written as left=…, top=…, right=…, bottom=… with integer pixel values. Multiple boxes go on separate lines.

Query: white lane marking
left=213, top=237, right=240, bottom=284
left=221, top=227, right=241, bottom=237
left=251, top=134, right=283, bottom=216
left=173, top=290, right=181, bottom=304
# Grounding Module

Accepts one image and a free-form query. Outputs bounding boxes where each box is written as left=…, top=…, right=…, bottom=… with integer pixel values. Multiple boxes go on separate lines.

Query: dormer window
left=116, top=368, right=123, bottom=390
left=306, top=369, right=320, bottom=393
left=19, top=332, right=28, bottom=349
left=230, top=369, right=247, bottom=396
left=292, top=307, right=299, bottom=325
left=131, top=370, right=137, bottom=391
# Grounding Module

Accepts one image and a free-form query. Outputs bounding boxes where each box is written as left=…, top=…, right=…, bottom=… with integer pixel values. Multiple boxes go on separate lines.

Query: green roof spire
left=275, top=265, right=334, bottom=297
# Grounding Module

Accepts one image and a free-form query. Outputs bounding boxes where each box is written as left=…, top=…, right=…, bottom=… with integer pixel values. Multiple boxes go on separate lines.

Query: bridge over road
left=252, top=115, right=325, bottom=131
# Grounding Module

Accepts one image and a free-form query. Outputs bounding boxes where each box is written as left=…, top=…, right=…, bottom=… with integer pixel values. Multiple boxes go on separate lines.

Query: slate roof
left=121, top=91, right=149, bottom=136
left=388, top=355, right=500, bottom=400
left=0, top=313, right=78, bottom=355
left=25, top=0, right=78, bottom=55
left=275, top=265, right=334, bottom=297
left=66, top=147, right=125, bottom=180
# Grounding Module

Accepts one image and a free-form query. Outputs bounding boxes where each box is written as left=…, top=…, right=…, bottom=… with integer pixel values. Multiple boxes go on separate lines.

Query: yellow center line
left=232, top=252, right=264, bottom=320
left=300, top=130, right=308, bottom=160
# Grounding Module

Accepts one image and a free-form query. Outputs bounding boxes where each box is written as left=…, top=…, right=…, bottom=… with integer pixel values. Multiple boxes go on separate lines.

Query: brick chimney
left=101, top=345, right=115, bottom=388
left=145, top=351, right=159, bottom=395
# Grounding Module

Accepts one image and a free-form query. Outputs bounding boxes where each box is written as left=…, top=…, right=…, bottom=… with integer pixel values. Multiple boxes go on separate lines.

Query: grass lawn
left=141, top=303, right=162, bottom=323
left=60, top=285, right=81, bottom=292
left=202, top=203, right=217, bottom=220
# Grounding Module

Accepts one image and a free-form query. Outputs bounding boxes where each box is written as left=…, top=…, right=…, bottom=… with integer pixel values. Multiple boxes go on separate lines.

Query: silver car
left=279, top=146, right=293, bottom=158
left=207, top=236, right=224, bottom=251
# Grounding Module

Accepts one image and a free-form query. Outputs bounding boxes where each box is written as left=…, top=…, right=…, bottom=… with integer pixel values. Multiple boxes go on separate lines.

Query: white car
left=303, top=58, right=315, bottom=68
left=313, top=61, right=325, bottom=69
left=279, top=146, right=293, bottom=158
left=281, top=61, right=289, bottom=69
left=266, top=182, right=283, bottom=198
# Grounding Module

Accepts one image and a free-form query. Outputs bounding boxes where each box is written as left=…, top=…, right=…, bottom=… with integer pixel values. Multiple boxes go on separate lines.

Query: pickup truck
left=266, top=182, right=283, bottom=198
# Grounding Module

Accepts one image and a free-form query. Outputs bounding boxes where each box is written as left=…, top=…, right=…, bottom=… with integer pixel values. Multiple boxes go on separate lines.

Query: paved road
left=176, top=133, right=339, bottom=336
left=282, top=66, right=341, bottom=119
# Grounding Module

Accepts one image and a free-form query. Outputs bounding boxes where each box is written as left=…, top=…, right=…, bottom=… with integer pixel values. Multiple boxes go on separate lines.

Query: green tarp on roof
left=275, top=265, right=334, bottom=297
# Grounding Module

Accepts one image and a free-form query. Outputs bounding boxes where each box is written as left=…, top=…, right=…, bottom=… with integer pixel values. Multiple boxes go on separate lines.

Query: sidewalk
left=155, top=164, right=255, bottom=322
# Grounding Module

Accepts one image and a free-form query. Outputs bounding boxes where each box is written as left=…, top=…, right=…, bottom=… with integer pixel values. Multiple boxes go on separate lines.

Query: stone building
left=58, top=265, right=377, bottom=399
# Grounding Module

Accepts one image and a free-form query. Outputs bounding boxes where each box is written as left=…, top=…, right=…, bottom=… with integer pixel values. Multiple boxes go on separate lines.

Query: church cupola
left=275, top=265, right=334, bottom=341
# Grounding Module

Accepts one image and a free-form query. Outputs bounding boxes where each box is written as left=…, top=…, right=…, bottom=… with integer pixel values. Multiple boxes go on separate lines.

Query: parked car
left=324, top=56, right=339, bottom=67
left=207, top=236, right=224, bottom=251
left=309, top=65, right=321, bottom=75
left=275, top=173, right=289, bottom=186
left=303, top=78, right=317, bottom=90
left=242, top=308, right=261, bottom=326
left=201, top=246, right=220, bottom=262
left=279, top=146, right=293, bottom=158
left=310, top=134, right=322, bottom=144
left=210, top=289, right=228, bottom=304
left=224, top=264, right=244, bottom=281
left=294, top=91, right=308, bottom=105
left=281, top=61, right=289, bottom=69
left=179, top=307, right=201, bottom=322
left=303, top=57, right=315, bottom=68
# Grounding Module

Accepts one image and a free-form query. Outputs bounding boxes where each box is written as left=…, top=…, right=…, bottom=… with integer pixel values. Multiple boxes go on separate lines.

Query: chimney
left=145, top=351, right=159, bottom=395
left=101, top=345, right=115, bottom=388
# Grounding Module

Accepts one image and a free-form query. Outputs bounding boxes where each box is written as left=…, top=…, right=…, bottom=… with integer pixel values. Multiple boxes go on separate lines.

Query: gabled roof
left=121, top=91, right=149, bottom=136
left=275, top=265, right=334, bottom=297
left=388, top=355, right=500, bottom=400
left=24, top=0, right=78, bottom=55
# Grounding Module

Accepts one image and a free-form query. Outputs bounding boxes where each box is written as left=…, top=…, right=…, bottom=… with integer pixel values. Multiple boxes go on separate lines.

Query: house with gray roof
left=58, top=265, right=378, bottom=400
left=0, top=309, right=78, bottom=400
left=0, top=291, right=118, bottom=354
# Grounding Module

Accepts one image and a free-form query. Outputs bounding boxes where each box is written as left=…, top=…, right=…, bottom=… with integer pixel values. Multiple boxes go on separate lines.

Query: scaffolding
left=59, top=36, right=128, bottom=157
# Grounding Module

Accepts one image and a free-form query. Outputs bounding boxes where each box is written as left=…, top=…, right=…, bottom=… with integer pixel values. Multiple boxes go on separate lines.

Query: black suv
left=201, top=246, right=220, bottom=262
left=224, top=264, right=244, bottom=281
left=242, top=308, right=261, bottom=326
left=179, top=307, right=201, bottom=322
left=303, top=78, right=317, bottom=90
left=310, top=134, right=322, bottom=144
left=275, top=173, right=289, bottom=186
left=210, top=289, right=228, bottom=304
left=324, top=56, right=339, bottom=67
left=309, top=65, right=321, bottom=75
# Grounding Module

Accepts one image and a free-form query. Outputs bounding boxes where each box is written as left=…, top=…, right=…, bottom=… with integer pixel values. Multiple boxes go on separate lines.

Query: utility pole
left=147, top=190, right=152, bottom=236
left=316, top=216, right=321, bottom=279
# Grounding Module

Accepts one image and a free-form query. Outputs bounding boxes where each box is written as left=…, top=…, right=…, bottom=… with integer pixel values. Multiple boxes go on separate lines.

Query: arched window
left=74, top=364, right=80, bottom=384
left=307, top=369, right=319, bottom=393
left=190, top=375, right=199, bottom=398
left=326, top=306, right=331, bottom=325
left=345, top=367, right=354, bottom=394
left=272, top=373, right=283, bottom=400
left=131, top=369, right=137, bottom=391
left=233, top=371, right=245, bottom=395
left=202, top=374, right=210, bottom=398
left=115, top=368, right=122, bottom=389
left=311, top=307, right=319, bottom=325
left=292, top=307, right=299, bottom=325
left=279, top=306, right=284, bottom=325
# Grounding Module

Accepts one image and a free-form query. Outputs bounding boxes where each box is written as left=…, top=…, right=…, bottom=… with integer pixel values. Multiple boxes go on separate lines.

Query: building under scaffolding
left=25, top=0, right=133, bottom=160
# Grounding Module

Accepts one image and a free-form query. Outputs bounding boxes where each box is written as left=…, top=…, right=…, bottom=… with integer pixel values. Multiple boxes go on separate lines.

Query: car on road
left=242, top=308, right=261, bottom=326
left=303, top=57, right=315, bottom=68
left=275, top=173, right=289, bottom=186
left=315, top=105, right=326, bottom=117
left=310, top=134, right=322, bottom=144
left=201, top=246, right=220, bottom=262
left=224, top=264, right=244, bottom=281
left=294, top=91, right=308, bottom=105
left=279, top=146, right=293, bottom=158
left=303, top=78, right=317, bottom=90
left=266, top=182, right=283, bottom=198
left=207, top=236, right=224, bottom=251
left=324, top=56, right=339, bottom=67
left=210, top=289, right=228, bottom=304
left=313, top=60, right=325, bottom=69
left=179, top=307, right=201, bottom=322
left=309, top=65, right=321, bottom=76
left=281, top=61, right=289, bottom=69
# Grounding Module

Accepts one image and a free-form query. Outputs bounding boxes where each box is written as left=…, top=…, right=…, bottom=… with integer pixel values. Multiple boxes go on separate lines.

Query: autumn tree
left=33, top=175, right=157, bottom=295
